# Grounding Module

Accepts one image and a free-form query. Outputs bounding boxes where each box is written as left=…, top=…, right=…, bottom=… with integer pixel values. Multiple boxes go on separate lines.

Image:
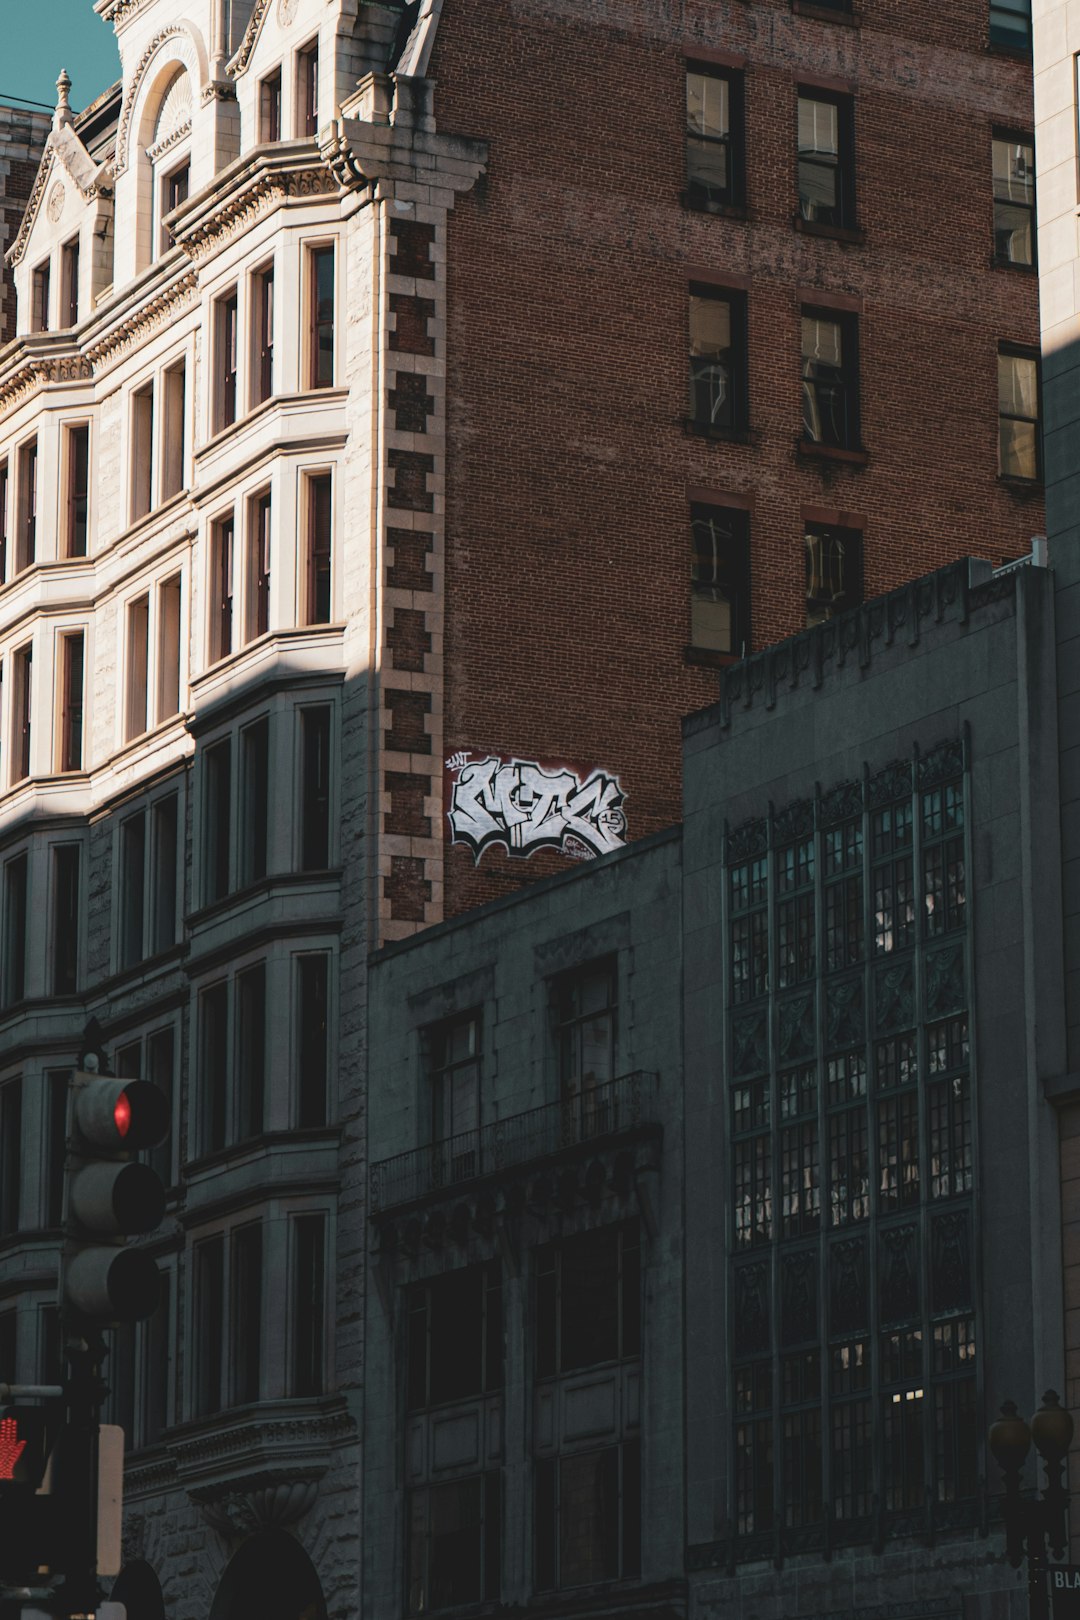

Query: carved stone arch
left=208, top=1530, right=328, bottom=1620
left=116, top=22, right=209, bottom=175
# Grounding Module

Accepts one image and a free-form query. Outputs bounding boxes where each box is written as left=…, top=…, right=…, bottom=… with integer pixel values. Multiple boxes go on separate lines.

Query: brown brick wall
left=387, top=528, right=435, bottom=592
left=389, top=292, right=436, bottom=355
left=429, top=0, right=1042, bottom=914
left=390, top=220, right=436, bottom=279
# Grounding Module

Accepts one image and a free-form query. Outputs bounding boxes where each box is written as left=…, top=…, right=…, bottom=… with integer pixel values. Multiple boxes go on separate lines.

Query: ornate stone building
left=0, top=0, right=1052, bottom=1616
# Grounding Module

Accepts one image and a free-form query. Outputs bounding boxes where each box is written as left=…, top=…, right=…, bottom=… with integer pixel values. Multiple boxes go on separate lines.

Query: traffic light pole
left=53, top=1332, right=107, bottom=1620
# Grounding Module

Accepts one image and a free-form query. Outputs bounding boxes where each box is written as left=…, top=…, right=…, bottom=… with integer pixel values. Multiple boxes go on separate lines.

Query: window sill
left=791, top=0, right=860, bottom=23
left=685, top=645, right=743, bottom=669
left=681, top=190, right=748, bottom=221
left=986, top=38, right=1032, bottom=59
left=793, top=215, right=866, bottom=245
left=991, top=255, right=1037, bottom=274
left=998, top=474, right=1043, bottom=495
left=684, top=418, right=756, bottom=445
left=797, top=438, right=868, bottom=466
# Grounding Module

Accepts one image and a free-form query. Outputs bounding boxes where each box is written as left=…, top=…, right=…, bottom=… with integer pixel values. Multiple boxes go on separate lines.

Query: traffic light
left=62, top=1071, right=169, bottom=1327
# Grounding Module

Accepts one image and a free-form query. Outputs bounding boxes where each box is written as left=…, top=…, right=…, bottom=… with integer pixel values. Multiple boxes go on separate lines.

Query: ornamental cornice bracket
left=188, top=1471, right=324, bottom=1544
left=320, top=124, right=372, bottom=199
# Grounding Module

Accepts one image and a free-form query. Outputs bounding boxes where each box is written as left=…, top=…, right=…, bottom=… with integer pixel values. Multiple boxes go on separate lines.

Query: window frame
left=689, top=502, right=752, bottom=660
left=61, top=235, right=80, bottom=328
left=991, top=128, right=1036, bottom=270
left=62, top=421, right=91, bottom=559
left=796, top=87, right=858, bottom=234
left=56, top=626, right=86, bottom=773
left=989, top=0, right=1032, bottom=52
left=302, top=470, right=333, bottom=624
left=804, top=522, right=864, bottom=626
left=306, top=243, right=336, bottom=391
left=30, top=258, right=51, bottom=334
left=800, top=306, right=861, bottom=453
left=688, top=282, right=750, bottom=437
left=297, top=39, right=319, bottom=138
left=685, top=62, right=745, bottom=212
left=997, top=342, right=1042, bottom=483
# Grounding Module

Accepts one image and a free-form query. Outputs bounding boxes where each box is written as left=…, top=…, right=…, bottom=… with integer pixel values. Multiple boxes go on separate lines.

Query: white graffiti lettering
left=447, top=755, right=628, bottom=863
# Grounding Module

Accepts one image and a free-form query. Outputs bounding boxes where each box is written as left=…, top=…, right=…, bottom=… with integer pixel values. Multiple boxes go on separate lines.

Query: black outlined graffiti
left=446, top=754, right=628, bottom=862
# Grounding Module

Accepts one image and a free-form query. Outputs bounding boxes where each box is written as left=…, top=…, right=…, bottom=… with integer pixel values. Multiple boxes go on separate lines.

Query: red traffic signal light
left=62, top=1072, right=170, bottom=1328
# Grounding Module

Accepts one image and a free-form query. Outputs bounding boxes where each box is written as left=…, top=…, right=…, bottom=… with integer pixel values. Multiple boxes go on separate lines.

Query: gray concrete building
left=365, top=551, right=1066, bottom=1620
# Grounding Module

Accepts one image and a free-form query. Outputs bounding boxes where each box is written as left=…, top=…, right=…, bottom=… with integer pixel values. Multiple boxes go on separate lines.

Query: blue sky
left=0, top=2, right=122, bottom=113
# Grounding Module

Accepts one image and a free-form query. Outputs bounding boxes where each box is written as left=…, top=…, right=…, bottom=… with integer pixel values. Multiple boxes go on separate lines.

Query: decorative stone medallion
left=47, top=182, right=65, bottom=222
left=278, top=0, right=299, bottom=24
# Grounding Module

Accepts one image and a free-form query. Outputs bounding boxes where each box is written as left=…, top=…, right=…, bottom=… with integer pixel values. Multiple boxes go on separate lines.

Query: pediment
left=6, top=128, right=106, bottom=268
left=228, top=0, right=276, bottom=79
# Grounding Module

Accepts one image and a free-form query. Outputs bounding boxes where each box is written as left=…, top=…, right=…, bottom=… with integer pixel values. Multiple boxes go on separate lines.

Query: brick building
left=0, top=0, right=1050, bottom=1616
left=0, top=103, right=50, bottom=343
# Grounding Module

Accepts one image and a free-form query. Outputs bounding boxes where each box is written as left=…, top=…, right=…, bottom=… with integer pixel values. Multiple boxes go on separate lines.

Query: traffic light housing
left=0, top=1404, right=59, bottom=1586
left=62, top=1071, right=169, bottom=1327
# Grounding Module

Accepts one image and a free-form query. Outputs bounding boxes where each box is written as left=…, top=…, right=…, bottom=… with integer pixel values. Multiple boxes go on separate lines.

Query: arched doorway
left=208, top=1531, right=327, bottom=1620
left=110, top=1559, right=166, bottom=1620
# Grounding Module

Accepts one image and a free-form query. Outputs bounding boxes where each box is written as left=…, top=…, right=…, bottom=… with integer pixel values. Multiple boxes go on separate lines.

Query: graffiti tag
left=446, top=755, right=628, bottom=863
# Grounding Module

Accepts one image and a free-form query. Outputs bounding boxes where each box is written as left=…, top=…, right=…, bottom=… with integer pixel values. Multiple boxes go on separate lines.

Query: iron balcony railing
left=370, top=1070, right=658, bottom=1214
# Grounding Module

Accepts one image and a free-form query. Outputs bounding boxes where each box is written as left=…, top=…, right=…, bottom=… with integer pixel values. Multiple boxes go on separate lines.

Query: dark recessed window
left=998, top=346, right=1040, bottom=481
left=407, top=1264, right=503, bottom=1411
left=290, top=1212, right=326, bottom=1395
left=689, top=285, right=749, bottom=433
left=296, top=954, right=329, bottom=1128
left=59, top=630, right=85, bottom=772
left=408, top=1473, right=501, bottom=1615
left=686, top=65, right=743, bottom=208
left=2, top=857, right=28, bottom=1006
left=805, top=523, right=863, bottom=625
left=236, top=964, right=266, bottom=1141
left=204, top=737, right=232, bottom=903
left=260, top=69, right=282, bottom=143
left=298, top=41, right=319, bottom=137
left=993, top=135, right=1035, bottom=267
left=51, top=845, right=80, bottom=995
left=216, top=290, right=239, bottom=430
left=309, top=247, right=335, bottom=389
left=210, top=514, right=234, bottom=663
left=304, top=474, right=333, bottom=623
left=989, top=0, right=1031, bottom=50
left=160, top=160, right=189, bottom=252
left=427, top=1014, right=481, bottom=1182
left=300, top=705, right=332, bottom=869
left=240, top=716, right=269, bottom=886
left=691, top=504, right=751, bottom=656
left=801, top=309, right=860, bottom=450
left=247, top=490, right=272, bottom=641
left=65, top=424, right=89, bottom=558
left=62, top=236, right=80, bottom=327
left=798, top=90, right=856, bottom=229
left=253, top=265, right=274, bottom=406
left=31, top=260, right=50, bottom=333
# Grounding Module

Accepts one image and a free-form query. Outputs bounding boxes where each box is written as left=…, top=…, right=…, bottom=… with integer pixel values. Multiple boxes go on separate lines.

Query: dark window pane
left=300, top=706, right=332, bottom=869
left=232, top=1223, right=262, bottom=1405
left=237, top=963, right=266, bottom=1140
left=152, top=794, right=179, bottom=955
left=119, top=812, right=146, bottom=969
left=291, top=1213, right=325, bottom=1396
left=194, top=1237, right=224, bottom=1416
left=200, top=982, right=228, bottom=1154
left=0, top=1080, right=22, bottom=1233
left=204, top=738, right=231, bottom=902
left=51, top=844, right=80, bottom=994
left=297, top=954, right=329, bottom=1127
left=240, top=718, right=269, bottom=886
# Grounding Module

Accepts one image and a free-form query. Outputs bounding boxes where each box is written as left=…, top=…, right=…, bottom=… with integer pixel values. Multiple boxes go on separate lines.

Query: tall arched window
left=144, top=68, right=193, bottom=264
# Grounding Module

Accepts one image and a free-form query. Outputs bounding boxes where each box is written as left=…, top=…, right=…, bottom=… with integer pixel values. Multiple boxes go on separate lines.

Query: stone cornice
left=167, top=1401, right=354, bottom=1496
left=145, top=117, right=192, bottom=164
left=169, top=146, right=339, bottom=262
left=324, top=106, right=488, bottom=202
left=84, top=269, right=199, bottom=367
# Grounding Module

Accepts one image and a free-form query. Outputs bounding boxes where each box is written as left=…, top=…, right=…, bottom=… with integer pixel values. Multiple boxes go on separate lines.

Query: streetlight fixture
left=989, top=1389, right=1074, bottom=1620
